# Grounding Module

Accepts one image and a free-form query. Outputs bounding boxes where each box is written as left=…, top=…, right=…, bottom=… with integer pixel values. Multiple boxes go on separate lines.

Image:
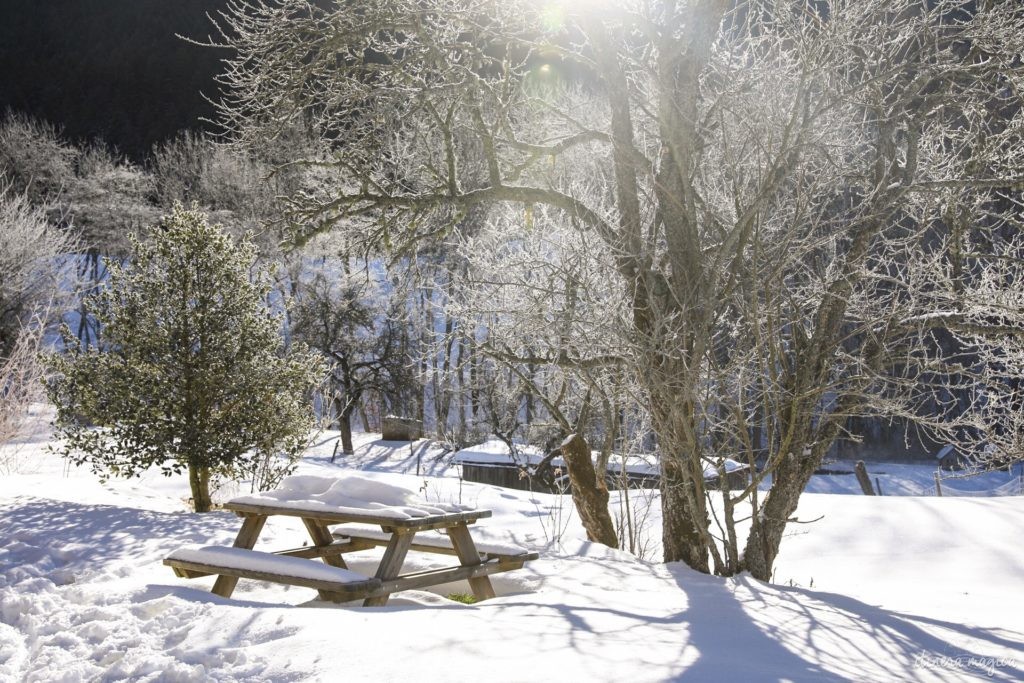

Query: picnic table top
left=224, top=498, right=492, bottom=528
left=225, top=474, right=491, bottom=528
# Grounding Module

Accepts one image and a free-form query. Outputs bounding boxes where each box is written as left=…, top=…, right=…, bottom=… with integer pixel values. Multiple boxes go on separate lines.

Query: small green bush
left=45, top=204, right=326, bottom=511
left=446, top=592, right=480, bottom=605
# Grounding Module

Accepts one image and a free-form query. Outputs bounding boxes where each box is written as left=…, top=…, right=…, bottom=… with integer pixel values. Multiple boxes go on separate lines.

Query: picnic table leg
left=363, top=529, right=415, bottom=607
left=447, top=523, right=497, bottom=601
left=302, top=518, right=349, bottom=569
left=211, top=513, right=267, bottom=598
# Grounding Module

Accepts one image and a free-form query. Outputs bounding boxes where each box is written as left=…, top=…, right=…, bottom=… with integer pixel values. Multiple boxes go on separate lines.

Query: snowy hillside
left=1, top=419, right=1022, bottom=682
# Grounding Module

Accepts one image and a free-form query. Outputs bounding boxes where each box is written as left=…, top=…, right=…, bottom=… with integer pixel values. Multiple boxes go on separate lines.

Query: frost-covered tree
left=289, top=253, right=413, bottom=454
left=0, top=185, right=77, bottom=443
left=212, top=0, right=1024, bottom=577
left=150, top=131, right=278, bottom=237
left=45, top=205, right=325, bottom=511
left=70, top=141, right=158, bottom=256
left=0, top=111, right=77, bottom=205
left=448, top=207, right=629, bottom=546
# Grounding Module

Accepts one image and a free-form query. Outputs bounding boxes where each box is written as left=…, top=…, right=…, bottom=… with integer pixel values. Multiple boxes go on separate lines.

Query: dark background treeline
left=0, top=0, right=229, bottom=159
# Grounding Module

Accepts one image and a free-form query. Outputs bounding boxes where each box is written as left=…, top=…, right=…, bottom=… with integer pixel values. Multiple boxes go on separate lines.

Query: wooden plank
left=318, top=589, right=360, bottom=603
left=363, top=530, right=415, bottom=607
left=165, top=555, right=531, bottom=605
left=171, top=566, right=208, bottom=579
left=212, top=513, right=267, bottom=598
left=364, top=560, right=527, bottom=599
left=303, top=518, right=349, bottom=569
left=223, top=501, right=491, bottom=528
left=275, top=538, right=377, bottom=559
left=234, top=513, right=269, bottom=547
left=332, top=524, right=530, bottom=555
left=177, top=538, right=537, bottom=576
left=164, top=557, right=380, bottom=596
left=447, top=523, right=497, bottom=600
left=332, top=531, right=535, bottom=563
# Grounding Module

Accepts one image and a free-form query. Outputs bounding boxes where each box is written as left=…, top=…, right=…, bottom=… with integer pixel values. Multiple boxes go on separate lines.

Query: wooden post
left=211, top=513, right=267, bottom=597
left=363, top=530, right=415, bottom=607
left=934, top=472, right=943, bottom=497
left=854, top=460, right=875, bottom=496
left=302, top=518, right=348, bottom=569
left=447, top=523, right=497, bottom=601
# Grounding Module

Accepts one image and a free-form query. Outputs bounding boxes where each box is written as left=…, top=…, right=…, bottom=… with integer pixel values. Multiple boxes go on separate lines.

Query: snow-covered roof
left=451, top=438, right=551, bottom=467
left=451, top=438, right=748, bottom=480
left=702, top=458, right=750, bottom=479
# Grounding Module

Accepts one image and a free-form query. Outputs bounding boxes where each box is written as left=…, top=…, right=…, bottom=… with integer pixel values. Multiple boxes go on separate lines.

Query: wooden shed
left=456, top=460, right=561, bottom=494
left=381, top=415, right=423, bottom=442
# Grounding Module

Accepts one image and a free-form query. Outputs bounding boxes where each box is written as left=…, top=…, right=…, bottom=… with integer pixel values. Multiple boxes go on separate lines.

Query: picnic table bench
left=164, top=475, right=537, bottom=606
left=165, top=546, right=382, bottom=602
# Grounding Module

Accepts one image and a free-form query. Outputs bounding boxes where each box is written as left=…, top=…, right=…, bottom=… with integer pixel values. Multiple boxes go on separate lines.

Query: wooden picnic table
left=165, top=497, right=536, bottom=606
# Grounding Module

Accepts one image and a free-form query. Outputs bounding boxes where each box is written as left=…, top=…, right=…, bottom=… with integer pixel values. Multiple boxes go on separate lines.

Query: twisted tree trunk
left=559, top=433, right=618, bottom=549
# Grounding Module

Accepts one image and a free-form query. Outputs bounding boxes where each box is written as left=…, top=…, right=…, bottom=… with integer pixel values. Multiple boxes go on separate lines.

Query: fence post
left=854, top=460, right=876, bottom=496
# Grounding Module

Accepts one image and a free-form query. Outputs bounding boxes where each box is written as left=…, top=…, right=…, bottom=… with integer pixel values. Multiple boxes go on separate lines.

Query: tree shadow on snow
left=0, top=496, right=243, bottom=577
left=0, top=497, right=324, bottom=681
left=667, top=566, right=1024, bottom=682
left=488, top=563, right=1023, bottom=682
left=734, top=575, right=1024, bottom=682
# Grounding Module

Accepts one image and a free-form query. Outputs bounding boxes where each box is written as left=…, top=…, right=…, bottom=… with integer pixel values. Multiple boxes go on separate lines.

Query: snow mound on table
left=231, top=474, right=475, bottom=519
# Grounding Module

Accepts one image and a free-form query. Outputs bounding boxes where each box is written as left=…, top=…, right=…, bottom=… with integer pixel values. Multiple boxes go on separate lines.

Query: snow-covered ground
left=1, top=416, right=1022, bottom=682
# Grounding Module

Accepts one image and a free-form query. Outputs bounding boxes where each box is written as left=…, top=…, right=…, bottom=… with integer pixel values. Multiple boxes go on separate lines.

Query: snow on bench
left=164, top=546, right=381, bottom=597
left=332, top=524, right=537, bottom=562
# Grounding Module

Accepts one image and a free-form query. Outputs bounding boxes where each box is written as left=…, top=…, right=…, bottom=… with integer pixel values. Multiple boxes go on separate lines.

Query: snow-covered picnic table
left=164, top=475, right=537, bottom=606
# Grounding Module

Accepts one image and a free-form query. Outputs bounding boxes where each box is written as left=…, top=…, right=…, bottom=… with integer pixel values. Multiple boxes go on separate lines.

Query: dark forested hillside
left=0, top=0, right=230, bottom=159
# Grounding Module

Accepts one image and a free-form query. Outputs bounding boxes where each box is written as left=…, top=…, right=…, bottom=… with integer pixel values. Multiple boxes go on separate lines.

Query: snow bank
left=2, top=427, right=1023, bottom=682
left=0, top=498, right=281, bottom=681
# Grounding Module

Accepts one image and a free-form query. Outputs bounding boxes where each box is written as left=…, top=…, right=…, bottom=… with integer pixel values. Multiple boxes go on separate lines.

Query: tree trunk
left=469, top=341, right=480, bottom=418
left=559, top=433, right=618, bottom=548
left=585, top=0, right=727, bottom=573
left=741, top=450, right=818, bottom=581
left=742, top=211, right=881, bottom=580
left=189, top=464, right=213, bottom=513
left=339, top=411, right=354, bottom=455
left=659, top=454, right=710, bottom=572
left=336, top=393, right=355, bottom=454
